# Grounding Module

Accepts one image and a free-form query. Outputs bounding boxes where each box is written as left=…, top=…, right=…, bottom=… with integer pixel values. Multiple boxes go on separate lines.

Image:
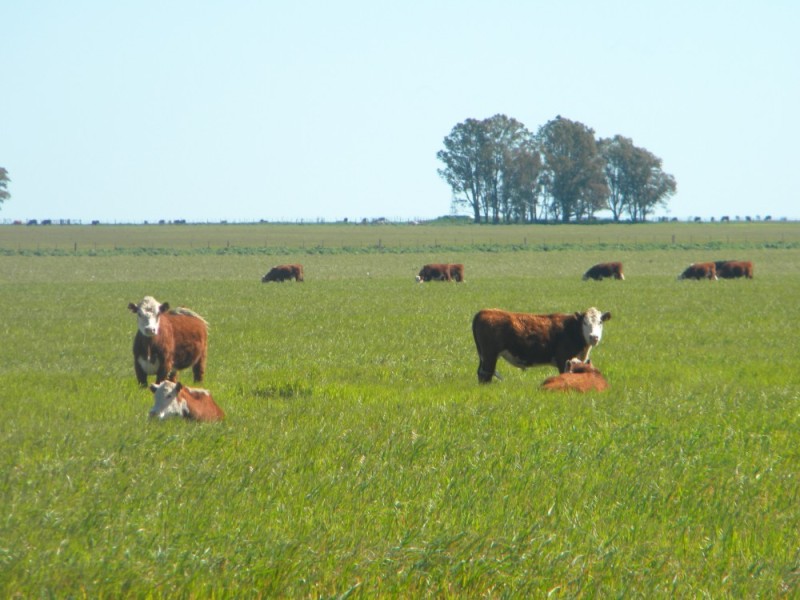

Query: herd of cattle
left=129, top=258, right=754, bottom=421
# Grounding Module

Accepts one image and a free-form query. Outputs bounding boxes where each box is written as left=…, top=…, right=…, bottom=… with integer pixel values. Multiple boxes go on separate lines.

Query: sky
left=2, top=1, right=798, bottom=224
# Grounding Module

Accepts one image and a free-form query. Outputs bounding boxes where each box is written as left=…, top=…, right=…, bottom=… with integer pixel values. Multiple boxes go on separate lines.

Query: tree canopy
left=437, top=115, right=675, bottom=223
left=0, top=167, right=9, bottom=209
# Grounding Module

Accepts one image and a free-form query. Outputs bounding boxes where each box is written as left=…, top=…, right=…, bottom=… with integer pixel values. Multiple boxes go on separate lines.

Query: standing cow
left=128, top=296, right=209, bottom=386
left=148, top=380, right=225, bottom=422
left=541, top=358, right=609, bottom=392
left=583, top=262, right=625, bottom=281
left=472, top=307, right=612, bottom=383
left=262, top=264, right=304, bottom=282
left=416, top=263, right=465, bottom=282
left=714, top=260, right=753, bottom=279
left=678, top=262, right=718, bottom=280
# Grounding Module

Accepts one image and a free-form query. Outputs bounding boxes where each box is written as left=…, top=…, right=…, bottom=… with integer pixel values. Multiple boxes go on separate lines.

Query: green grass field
left=1, top=223, right=799, bottom=597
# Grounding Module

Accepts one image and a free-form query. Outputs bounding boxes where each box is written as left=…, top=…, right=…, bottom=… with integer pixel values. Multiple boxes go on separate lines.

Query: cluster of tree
left=437, top=115, right=676, bottom=223
left=0, top=167, right=9, bottom=208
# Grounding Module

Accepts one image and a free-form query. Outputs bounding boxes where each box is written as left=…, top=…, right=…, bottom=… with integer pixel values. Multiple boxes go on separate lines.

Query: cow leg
left=477, top=354, right=498, bottom=383
left=134, top=360, right=148, bottom=387
left=193, top=353, right=206, bottom=382
left=157, top=358, right=173, bottom=383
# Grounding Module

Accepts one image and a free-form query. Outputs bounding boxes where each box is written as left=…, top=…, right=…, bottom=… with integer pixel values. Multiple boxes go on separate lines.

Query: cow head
left=580, top=307, right=611, bottom=347
left=148, top=380, right=188, bottom=419
left=129, top=296, right=169, bottom=337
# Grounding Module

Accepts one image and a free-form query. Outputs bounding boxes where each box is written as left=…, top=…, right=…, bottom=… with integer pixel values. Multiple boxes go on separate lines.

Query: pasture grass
left=1, top=224, right=800, bottom=596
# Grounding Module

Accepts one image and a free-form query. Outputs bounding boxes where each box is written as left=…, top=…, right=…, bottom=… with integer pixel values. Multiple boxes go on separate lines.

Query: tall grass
left=1, top=225, right=799, bottom=596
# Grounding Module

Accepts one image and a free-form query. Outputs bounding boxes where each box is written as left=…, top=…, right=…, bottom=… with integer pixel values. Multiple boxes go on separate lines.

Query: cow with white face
left=133, top=296, right=163, bottom=337
left=148, top=380, right=225, bottom=422
left=472, top=306, right=612, bottom=383
left=128, top=296, right=209, bottom=386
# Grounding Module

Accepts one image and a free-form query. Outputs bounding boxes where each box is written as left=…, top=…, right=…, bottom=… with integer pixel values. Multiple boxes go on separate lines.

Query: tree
left=599, top=135, right=676, bottom=222
left=437, top=115, right=540, bottom=224
left=506, top=143, right=543, bottom=222
left=599, top=135, right=634, bottom=221
left=437, top=119, right=487, bottom=223
left=538, top=116, right=608, bottom=222
left=481, top=114, right=537, bottom=223
left=0, top=167, right=9, bottom=208
left=633, top=167, right=676, bottom=222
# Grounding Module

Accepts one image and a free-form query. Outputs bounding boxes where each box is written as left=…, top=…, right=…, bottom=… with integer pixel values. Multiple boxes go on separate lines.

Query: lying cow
left=714, top=260, right=753, bottom=279
left=148, top=380, right=225, bottom=422
left=541, top=358, right=609, bottom=392
left=472, top=307, right=612, bottom=383
left=262, top=264, right=304, bottom=282
left=678, top=262, right=717, bottom=280
left=128, top=296, right=209, bottom=386
left=583, top=262, right=625, bottom=281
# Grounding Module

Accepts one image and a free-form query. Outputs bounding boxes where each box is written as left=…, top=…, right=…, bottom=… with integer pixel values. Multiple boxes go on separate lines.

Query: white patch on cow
left=500, top=351, right=529, bottom=368
left=148, top=380, right=187, bottom=419
left=581, top=307, right=609, bottom=348
left=135, top=296, right=162, bottom=337
left=137, top=356, right=160, bottom=375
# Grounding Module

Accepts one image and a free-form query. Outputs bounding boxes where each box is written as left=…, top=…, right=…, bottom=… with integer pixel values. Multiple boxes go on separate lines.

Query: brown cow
left=678, top=262, right=717, bottom=280
left=472, top=307, right=612, bottom=383
left=128, top=296, right=208, bottom=387
left=262, top=264, right=304, bottom=282
left=714, top=260, right=753, bottom=279
left=416, top=263, right=465, bottom=282
left=583, top=262, right=625, bottom=281
left=148, top=380, right=225, bottom=422
left=541, top=358, right=609, bottom=392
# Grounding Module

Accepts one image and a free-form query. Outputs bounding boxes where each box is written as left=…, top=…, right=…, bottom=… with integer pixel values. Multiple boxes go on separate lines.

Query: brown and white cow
left=128, top=296, right=209, bottom=386
left=148, top=380, right=225, bottom=422
left=678, top=262, right=717, bottom=280
left=714, top=260, right=754, bottom=279
left=416, top=263, right=465, bottom=282
left=262, top=264, right=304, bottom=282
left=541, top=358, right=609, bottom=392
left=472, top=307, right=612, bottom=383
left=583, top=262, right=625, bottom=281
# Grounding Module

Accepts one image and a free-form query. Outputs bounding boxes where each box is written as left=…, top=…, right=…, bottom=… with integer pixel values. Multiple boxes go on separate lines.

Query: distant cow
left=262, top=264, right=304, bottom=282
left=128, top=296, right=208, bottom=386
left=416, top=263, right=465, bottom=282
left=472, top=307, right=612, bottom=383
left=541, top=358, right=609, bottom=392
left=583, top=262, right=625, bottom=281
left=148, top=380, right=225, bottom=422
left=714, top=260, right=753, bottom=279
left=678, top=262, right=717, bottom=280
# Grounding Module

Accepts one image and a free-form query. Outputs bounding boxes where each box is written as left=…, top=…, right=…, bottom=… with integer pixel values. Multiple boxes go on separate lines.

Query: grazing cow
left=472, top=307, right=612, bottom=383
left=678, top=262, right=718, bottom=280
left=262, top=264, right=304, bottom=282
left=714, top=260, right=754, bottom=279
left=128, top=296, right=208, bottom=386
left=583, top=262, right=625, bottom=281
left=541, top=358, right=609, bottom=392
left=416, top=263, right=465, bottom=282
left=148, top=380, right=225, bottom=422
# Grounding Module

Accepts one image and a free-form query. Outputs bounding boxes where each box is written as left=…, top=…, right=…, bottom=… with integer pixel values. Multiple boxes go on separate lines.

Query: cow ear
left=575, top=311, right=582, bottom=319
left=149, top=384, right=158, bottom=393
left=602, top=312, right=612, bottom=322
left=175, top=382, right=183, bottom=392
left=128, top=303, right=138, bottom=313
left=159, top=302, right=170, bottom=313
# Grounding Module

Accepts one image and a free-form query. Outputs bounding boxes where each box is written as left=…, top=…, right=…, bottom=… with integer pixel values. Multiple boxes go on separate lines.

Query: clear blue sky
left=2, top=1, right=798, bottom=223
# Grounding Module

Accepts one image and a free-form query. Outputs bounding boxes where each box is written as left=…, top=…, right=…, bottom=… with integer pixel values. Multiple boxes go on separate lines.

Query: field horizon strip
left=1, top=223, right=799, bottom=596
